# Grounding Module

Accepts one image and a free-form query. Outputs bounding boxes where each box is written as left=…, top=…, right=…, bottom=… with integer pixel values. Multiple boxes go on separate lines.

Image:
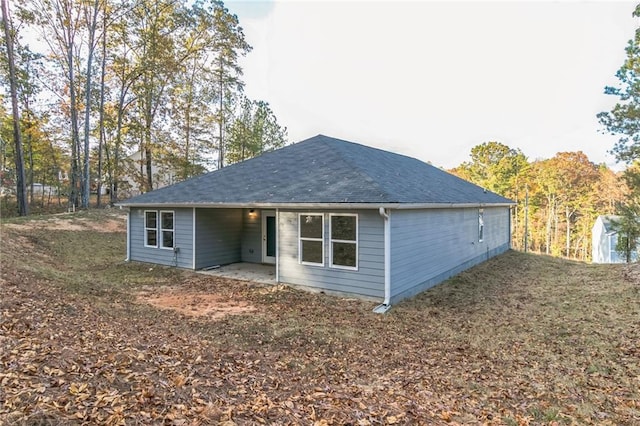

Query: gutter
left=116, top=201, right=515, bottom=210
left=373, top=207, right=392, bottom=314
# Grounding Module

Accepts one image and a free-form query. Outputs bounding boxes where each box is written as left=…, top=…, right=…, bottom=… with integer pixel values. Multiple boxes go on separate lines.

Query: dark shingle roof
left=599, top=215, right=621, bottom=233
left=119, top=135, right=513, bottom=206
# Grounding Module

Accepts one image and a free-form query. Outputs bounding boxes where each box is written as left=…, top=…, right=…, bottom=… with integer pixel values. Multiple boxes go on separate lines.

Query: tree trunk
left=82, top=0, right=101, bottom=209
left=145, top=145, right=153, bottom=192
left=67, top=26, right=82, bottom=210
left=111, top=81, right=128, bottom=203
left=565, top=206, right=571, bottom=258
left=513, top=188, right=519, bottom=250
left=143, top=83, right=154, bottom=192
left=96, top=4, right=107, bottom=207
left=553, top=199, right=559, bottom=254
left=26, top=120, right=34, bottom=205
left=545, top=195, right=553, bottom=255
left=182, top=56, right=197, bottom=180
left=523, top=187, right=529, bottom=253
left=218, top=57, right=224, bottom=169
left=1, top=0, right=28, bottom=216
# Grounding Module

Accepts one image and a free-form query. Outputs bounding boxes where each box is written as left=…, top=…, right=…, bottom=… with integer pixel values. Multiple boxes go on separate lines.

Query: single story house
left=592, top=215, right=638, bottom=263
left=119, top=135, right=514, bottom=311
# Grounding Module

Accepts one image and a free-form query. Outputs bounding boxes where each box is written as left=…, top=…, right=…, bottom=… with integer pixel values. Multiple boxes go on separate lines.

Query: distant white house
left=592, top=215, right=639, bottom=263
left=30, top=183, right=58, bottom=196
left=120, top=150, right=177, bottom=198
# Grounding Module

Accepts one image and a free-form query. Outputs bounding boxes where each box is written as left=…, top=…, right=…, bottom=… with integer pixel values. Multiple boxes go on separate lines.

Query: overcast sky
left=224, top=0, right=638, bottom=170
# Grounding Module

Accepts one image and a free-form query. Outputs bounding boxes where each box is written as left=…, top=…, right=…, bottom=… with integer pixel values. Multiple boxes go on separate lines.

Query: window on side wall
left=160, top=211, right=175, bottom=249
left=144, top=211, right=158, bottom=247
left=299, top=213, right=324, bottom=265
left=330, top=214, right=358, bottom=270
left=478, top=209, right=484, bottom=242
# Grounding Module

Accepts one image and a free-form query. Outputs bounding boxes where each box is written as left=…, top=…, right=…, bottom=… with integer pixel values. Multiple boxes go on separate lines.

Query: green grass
left=1, top=211, right=639, bottom=425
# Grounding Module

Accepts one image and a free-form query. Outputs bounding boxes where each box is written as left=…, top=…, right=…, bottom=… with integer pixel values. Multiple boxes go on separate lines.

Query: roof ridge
left=319, top=136, right=397, bottom=201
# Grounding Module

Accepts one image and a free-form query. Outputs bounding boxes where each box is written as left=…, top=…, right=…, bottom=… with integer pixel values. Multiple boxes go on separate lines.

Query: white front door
left=262, top=210, right=276, bottom=264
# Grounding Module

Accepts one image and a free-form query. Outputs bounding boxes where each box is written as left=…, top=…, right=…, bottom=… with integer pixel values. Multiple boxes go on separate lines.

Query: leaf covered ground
left=1, top=210, right=639, bottom=425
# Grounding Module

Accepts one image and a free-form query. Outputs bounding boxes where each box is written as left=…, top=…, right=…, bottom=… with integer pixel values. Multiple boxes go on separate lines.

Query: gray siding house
left=591, top=215, right=638, bottom=263
left=119, top=135, right=514, bottom=311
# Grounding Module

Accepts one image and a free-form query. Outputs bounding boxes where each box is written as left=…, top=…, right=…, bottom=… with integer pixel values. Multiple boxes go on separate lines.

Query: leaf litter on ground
left=1, top=210, right=639, bottom=425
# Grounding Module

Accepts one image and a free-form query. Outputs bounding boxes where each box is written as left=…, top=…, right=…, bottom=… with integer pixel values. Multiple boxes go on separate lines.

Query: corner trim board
left=275, top=208, right=280, bottom=282
left=126, top=210, right=131, bottom=261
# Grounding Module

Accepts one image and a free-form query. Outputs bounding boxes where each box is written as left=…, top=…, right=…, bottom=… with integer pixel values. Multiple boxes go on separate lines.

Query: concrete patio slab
left=197, top=262, right=276, bottom=284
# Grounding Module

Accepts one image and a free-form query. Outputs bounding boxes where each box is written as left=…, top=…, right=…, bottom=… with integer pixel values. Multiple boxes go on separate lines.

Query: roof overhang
left=116, top=201, right=516, bottom=209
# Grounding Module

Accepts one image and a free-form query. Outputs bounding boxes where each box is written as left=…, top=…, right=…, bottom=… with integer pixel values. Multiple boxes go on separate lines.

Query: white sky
left=225, top=0, right=639, bottom=170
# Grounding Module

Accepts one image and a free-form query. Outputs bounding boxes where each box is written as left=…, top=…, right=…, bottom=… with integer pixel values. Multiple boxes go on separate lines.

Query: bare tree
left=81, top=0, right=102, bottom=208
left=1, top=0, right=28, bottom=215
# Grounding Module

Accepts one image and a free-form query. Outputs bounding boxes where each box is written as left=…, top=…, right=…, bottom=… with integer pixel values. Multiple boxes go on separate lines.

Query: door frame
left=262, top=210, right=276, bottom=264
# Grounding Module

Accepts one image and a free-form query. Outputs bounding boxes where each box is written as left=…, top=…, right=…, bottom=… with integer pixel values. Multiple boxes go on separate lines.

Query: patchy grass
left=1, top=211, right=639, bottom=425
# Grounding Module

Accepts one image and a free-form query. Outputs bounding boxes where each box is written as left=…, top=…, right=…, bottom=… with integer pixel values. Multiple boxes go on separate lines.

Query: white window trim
left=144, top=210, right=158, bottom=248
left=329, top=213, right=358, bottom=271
left=298, top=213, right=324, bottom=266
left=478, top=208, right=484, bottom=243
left=160, top=210, right=175, bottom=250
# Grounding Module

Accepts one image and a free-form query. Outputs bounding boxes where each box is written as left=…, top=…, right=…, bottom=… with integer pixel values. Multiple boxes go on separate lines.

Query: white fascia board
left=117, top=202, right=515, bottom=210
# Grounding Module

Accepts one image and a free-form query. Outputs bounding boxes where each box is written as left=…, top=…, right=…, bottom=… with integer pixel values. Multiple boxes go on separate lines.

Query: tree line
left=3, top=1, right=640, bottom=263
left=596, top=4, right=640, bottom=262
left=449, top=143, right=625, bottom=261
left=453, top=4, right=640, bottom=262
left=0, top=0, right=287, bottom=215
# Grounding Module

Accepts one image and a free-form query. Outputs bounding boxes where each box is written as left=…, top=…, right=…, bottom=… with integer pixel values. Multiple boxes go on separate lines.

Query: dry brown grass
left=1, top=211, right=639, bottom=425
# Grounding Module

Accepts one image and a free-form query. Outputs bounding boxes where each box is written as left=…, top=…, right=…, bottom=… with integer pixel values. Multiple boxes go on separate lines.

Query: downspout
left=373, top=207, right=392, bottom=313
left=125, top=209, right=130, bottom=261
left=192, top=208, right=196, bottom=269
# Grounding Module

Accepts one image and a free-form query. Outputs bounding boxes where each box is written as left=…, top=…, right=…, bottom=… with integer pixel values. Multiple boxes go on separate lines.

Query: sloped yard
left=1, top=210, right=639, bottom=425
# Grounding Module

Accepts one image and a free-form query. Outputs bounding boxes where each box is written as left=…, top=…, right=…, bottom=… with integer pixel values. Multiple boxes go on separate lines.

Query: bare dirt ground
left=137, top=287, right=257, bottom=319
left=1, top=210, right=639, bottom=425
left=623, top=263, right=640, bottom=286
left=3, top=212, right=125, bottom=233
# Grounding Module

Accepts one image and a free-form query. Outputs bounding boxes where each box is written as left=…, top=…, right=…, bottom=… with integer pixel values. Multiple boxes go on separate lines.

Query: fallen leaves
left=1, top=214, right=640, bottom=425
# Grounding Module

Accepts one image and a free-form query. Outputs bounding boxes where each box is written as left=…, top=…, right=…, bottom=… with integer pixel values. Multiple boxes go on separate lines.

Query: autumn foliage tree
left=226, top=96, right=288, bottom=165
left=451, top=143, right=625, bottom=261
left=0, top=0, right=287, bottom=214
left=594, top=4, right=640, bottom=262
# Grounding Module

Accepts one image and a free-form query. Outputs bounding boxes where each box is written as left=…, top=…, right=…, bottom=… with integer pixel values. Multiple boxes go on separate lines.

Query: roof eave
left=116, top=201, right=516, bottom=209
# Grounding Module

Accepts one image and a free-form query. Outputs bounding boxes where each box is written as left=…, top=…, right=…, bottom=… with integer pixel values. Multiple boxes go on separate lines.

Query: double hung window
left=144, top=211, right=158, bottom=247
left=144, top=210, right=174, bottom=249
left=298, top=213, right=359, bottom=270
left=330, top=214, right=358, bottom=269
left=299, top=214, right=324, bottom=265
left=160, top=211, right=174, bottom=249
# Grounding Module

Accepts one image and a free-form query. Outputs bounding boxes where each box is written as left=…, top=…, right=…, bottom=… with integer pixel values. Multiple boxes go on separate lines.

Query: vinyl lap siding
left=241, top=208, right=262, bottom=263
left=194, top=208, right=242, bottom=269
left=129, top=207, right=193, bottom=268
left=591, top=219, right=607, bottom=263
left=278, top=209, right=384, bottom=299
left=389, top=207, right=510, bottom=303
